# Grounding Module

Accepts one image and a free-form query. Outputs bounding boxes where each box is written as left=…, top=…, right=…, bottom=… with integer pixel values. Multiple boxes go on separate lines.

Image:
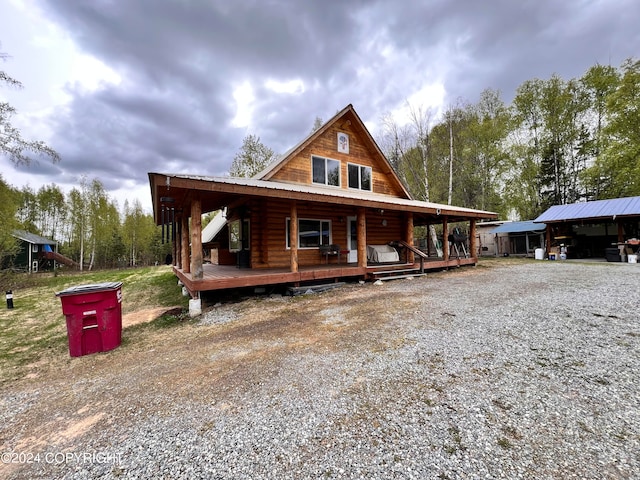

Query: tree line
left=228, top=59, right=639, bottom=223
left=2, top=44, right=168, bottom=271
left=2, top=48, right=638, bottom=270
left=0, top=177, right=169, bottom=270
left=380, top=59, right=640, bottom=220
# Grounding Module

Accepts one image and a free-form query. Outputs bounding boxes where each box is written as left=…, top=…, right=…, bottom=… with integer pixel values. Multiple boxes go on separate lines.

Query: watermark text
left=2, top=450, right=122, bottom=465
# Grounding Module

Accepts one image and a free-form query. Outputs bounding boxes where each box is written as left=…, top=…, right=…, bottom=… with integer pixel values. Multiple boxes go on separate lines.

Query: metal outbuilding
left=534, top=196, right=640, bottom=223
left=476, top=220, right=547, bottom=257
left=533, top=196, right=640, bottom=259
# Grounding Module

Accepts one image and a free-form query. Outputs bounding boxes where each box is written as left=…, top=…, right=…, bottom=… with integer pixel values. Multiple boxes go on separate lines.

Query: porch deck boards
left=175, top=257, right=476, bottom=295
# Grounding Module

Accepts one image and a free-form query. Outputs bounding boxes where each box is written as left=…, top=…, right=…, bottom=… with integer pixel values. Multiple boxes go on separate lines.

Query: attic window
left=312, top=155, right=340, bottom=187
left=348, top=163, right=372, bottom=191
left=337, top=132, right=349, bottom=154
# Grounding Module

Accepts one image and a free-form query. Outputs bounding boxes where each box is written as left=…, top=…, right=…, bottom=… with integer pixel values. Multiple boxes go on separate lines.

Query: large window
left=348, top=163, right=372, bottom=191
left=312, top=155, right=340, bottom=187
left=286, top=218, right=331, bottom=248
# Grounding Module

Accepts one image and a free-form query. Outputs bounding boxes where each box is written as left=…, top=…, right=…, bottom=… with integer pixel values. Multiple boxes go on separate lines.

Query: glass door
left=347, top=216, right=358, bottom=263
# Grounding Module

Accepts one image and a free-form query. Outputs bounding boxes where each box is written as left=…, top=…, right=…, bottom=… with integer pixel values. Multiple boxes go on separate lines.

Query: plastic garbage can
left=56, top=282, right=123, bottom=357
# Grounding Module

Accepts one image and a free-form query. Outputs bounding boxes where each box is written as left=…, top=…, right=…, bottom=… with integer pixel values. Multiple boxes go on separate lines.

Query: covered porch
left=149, top=173, right=496, bottom=314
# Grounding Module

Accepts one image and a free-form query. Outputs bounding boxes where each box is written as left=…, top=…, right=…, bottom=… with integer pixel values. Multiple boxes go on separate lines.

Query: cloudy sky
left=1, top=0, right=638, bottom=212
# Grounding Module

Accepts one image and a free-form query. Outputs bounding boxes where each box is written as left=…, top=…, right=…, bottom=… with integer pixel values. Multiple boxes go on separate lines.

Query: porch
left=174, top=256, right=477, bottom=296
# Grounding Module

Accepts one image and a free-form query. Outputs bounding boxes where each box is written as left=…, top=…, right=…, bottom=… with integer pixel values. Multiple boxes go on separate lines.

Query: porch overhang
left=148, top=172, right=497, bottom=224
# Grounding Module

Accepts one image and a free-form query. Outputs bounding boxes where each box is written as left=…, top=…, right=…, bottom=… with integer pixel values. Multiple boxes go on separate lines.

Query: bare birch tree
left=1, top=46, right=59, bottom=166
left=381, top=103, right=442, bottom=256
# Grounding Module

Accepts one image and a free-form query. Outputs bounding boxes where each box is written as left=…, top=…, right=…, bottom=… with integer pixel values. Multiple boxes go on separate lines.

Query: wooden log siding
left=258, top=200, right=269, bottom=266
left=290, top=201, right=298, bottom=273
left=217, top=224, right=237, bottom=266
left=249, top=199, right=353, bottom=269
left=224, top=197, right=409, bottom=270
left=364, top=211, right=403, bottom=245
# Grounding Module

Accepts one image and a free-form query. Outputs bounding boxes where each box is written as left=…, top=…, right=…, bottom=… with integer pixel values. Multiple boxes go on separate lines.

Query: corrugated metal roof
left=490, top=221, right=546, bottom=234
left=202, top=211, right=227, bottom=243
left=159, top=173, right=497, bottom=218
left=12, top=229, right=56, bottom=245
left=534, top=196, right=640, bottom=223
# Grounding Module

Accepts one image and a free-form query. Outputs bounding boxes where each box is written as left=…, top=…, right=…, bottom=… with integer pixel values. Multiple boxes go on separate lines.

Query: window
left=312, top=155, right=340, bottom=187
left=228, top=219, right=250, bottom=252
left=286, top=218, right=331, bottom=248
left=337, top=132, right=349, bottom=154
left=348, top=163, right=372, bottom=191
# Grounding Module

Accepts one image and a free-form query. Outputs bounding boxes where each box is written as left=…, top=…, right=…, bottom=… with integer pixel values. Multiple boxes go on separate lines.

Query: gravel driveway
left=1, top=260, right=639, bottom=479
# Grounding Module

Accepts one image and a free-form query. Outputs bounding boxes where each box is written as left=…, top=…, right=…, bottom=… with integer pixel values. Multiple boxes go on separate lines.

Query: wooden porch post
left=181, top=213, right=190, bottom=272
left=174, top=214, right=181, bottom=268
left=426, top=222, right=431, bottom=256
left=545, top=225, right=551, bottom=255
left=405, top=212, right=415, bottom=264
left=443, top=217, right=450, bottom=261
left=172, top=229, right=177, bottom=267
left=617, top=221, right=624, bottom=244
left=357, top=207, right=367, bottom=268
left=470, top=219, right=477, bottom=259
left=290, top=200, right=298, bottom=273
left=190, top=197, right=203, bottom=280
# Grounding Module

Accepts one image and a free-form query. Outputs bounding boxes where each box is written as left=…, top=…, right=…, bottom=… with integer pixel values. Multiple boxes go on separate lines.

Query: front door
left=347, top=216, right=358, bottom=263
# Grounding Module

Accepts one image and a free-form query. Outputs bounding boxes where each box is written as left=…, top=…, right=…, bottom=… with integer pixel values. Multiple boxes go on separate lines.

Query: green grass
left=0, top=265, right=188, bottom=385
left=497, top=437, right=513, bottom=449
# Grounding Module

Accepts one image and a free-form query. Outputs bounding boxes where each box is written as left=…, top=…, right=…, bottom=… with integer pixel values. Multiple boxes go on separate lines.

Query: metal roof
left=150, top=172, right=498, bottom=220
left=534, top=196, right=640, bottom=223
left=490, top=221, right=546, bottom=234
left=12, top=229, right=56, bottom=245
left=202, top=211, right=227, bottom=243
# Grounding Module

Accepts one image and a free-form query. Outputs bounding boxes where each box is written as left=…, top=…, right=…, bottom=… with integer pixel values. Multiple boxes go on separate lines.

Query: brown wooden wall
left=216, top=198, right=409, bottom=269
left=268, top=121, right=407, bottom=198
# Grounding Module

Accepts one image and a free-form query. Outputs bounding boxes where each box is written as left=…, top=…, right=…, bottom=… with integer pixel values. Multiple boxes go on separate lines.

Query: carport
left=533, top=196, right=640, bottom=259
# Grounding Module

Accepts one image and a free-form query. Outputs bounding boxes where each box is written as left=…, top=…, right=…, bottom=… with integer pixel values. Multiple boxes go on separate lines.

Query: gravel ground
left=1, top=260, right=639, bottom=479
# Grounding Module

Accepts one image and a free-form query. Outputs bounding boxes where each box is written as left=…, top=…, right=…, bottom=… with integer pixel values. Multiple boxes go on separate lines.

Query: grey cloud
left=15, top=0, right=639, bottom=209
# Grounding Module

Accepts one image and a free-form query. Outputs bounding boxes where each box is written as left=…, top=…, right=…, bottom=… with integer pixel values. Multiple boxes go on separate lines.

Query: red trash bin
left=55, top=282, right=123, bottom=357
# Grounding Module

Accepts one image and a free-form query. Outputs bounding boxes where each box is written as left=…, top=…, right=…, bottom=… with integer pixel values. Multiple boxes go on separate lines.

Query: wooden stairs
left=370, top=241, right=429, bottom=282
left=371, top=266, right=427, bottom=281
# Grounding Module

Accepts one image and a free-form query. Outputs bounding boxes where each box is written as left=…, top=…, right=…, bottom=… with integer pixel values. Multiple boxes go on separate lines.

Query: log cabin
left=149, top=104, right=497, bottom=315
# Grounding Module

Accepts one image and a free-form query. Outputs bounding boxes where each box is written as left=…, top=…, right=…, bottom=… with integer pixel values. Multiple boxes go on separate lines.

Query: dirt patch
left=121, top=307, right=180, bottom=328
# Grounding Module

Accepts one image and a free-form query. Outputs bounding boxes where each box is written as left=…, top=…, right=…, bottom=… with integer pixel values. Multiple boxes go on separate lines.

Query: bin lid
left=55, top=282, right=123, bottom=297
